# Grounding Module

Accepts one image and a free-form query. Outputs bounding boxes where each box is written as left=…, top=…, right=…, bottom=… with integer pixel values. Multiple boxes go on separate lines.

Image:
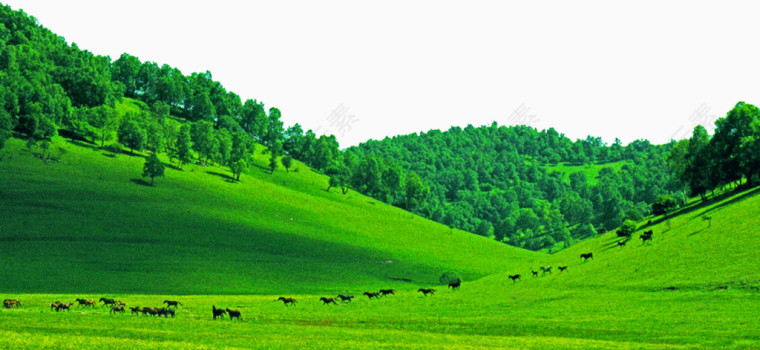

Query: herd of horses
left=3, top=230, right=658, bottom=321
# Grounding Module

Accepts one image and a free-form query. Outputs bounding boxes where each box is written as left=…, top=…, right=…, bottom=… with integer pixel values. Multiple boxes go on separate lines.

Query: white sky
left=6, top=1, right=760, bottom=147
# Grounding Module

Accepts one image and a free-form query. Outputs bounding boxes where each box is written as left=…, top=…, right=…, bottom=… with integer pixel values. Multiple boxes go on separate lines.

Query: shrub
left=439, top=271, right=461, bottom=285
left=652, top=195, right=677, bottom=216
left=617, top=220, right=637, bottom=237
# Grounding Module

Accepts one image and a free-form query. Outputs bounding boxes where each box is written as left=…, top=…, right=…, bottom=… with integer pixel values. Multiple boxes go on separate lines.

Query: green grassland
left=0, top=136, right=536, bottom=294
left=2, top=133, right=760, bottom=348
left=545, top=161, right=627, bottom=185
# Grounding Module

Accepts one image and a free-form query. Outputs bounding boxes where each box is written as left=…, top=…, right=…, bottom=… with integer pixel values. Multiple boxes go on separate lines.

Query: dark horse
left=558, top=266, right=568, bottom=272
left=363, top=292, right=380, bottom=299
left=418, top=288, right=435, bottom=296
left=580, top=253, right=594, bottom=261
left=531, top=270, right=538, bottom=277
left=379, top=289, right=396, bottom=296
left=640, top=230, right=653, bottom=244
left=509, top=274, right=521, bottom=283
left=320, top=297, right=338, bottom=305
left=99, top=298, right=116, bottom=307
left=337, top=295, right=354, bottom=303
left=212, top=305, right=226, bottom=320
left=276, top=297, right=297, bottom=306
left=617, top=240, right=628, bottom=248
left=448, top=280, right=461, bottom=290
left=163, top=300, right=182, bottom=308
left=226, top=308, right=241, bottom=320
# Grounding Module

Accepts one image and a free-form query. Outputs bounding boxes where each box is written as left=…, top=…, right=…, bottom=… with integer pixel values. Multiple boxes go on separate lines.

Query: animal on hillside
left=640, top=230, right=653, bottom=244
left=99, top=298, right=116, bottom=307
left=558, top=266, right=568, bottom=273
left=531, top=270, right=538, bottom=277
left=50, top=301, right=61, bottom=311
left=226, top=308, right=241, bottom=320
left=163, top=300, right=182, bottom=308
left=540, top=266, right=552, bottom=275
left=448, top=280, right=461, bottom=290
left=337, top=295, right=354, bottom=303
left=212, top=305, right=226, bottom=320
left=76, top=299, right=95, bottom=308
left=117, top=300, right=126, bottom=306
left=418, top=288, right=435, bottom=296
left=275, top=297, right=297, bottom=306
left=130, top=306, right=142, bottom=315
left=143, top=307, right=159, bottom=316
left=110, top=306, right=125, bottom=314
left=379, top=289, right=396, bottom=296
left=580, top=253, right=594, bottom=262
left=363, top=292, right=380, bottom=299
left=158, top=308, right=176, bottom=318
left=509, top=274, right=521, bottom=283
left=3, top=299, right=20, bottom=308
left=320, top=297, right=338, bottom=305
left=617, top=240, right=628, bottom=248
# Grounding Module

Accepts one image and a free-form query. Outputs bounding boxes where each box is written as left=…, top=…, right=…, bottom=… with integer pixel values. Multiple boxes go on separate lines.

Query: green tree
left=173, top=123, right=193, bottom=169
left=230, top=158, right=247, bottom=181
left=117, top=117, right=146, bottom=155
left=142, top=153, right=165, bottom=186
left=282, top=155, right=293, bottom=173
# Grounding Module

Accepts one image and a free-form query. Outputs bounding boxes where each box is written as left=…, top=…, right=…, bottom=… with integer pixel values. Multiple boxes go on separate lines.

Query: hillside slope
left=0, top=137, right=537, bottom=294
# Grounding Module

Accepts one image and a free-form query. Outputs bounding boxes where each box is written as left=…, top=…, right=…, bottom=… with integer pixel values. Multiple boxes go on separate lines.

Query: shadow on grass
left=130, top=178, right=152, bottom=187
left=206, top=171, right=236, bottom=183
left=164, top=162, right=182, bottom=171
left=688, top=229, right=706, bottom=237
left=698, top=186, right=760, bottom=218
left=66, top=139, right=98, bottom=150
left=102, top=153, right=117, bottom=158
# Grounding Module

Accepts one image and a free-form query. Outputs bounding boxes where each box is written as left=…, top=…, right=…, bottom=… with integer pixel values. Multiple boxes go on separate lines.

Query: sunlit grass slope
left=0, top=137, right=536, bottom=294
left=545, top=161, right=626, bottom=185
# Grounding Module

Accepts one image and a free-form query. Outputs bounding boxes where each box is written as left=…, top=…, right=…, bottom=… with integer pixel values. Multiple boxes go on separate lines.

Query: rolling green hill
left=0, top=136, right=537, bottom=294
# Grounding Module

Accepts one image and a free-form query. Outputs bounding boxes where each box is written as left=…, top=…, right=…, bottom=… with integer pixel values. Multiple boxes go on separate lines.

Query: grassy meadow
left=1, top=132, right=760, bottom=348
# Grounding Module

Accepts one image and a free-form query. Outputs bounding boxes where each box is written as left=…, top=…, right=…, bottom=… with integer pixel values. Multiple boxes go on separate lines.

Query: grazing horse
left=50, top=301, right=61, bottom=311
left=509, top=274, right=521, bottom=283
left=56, top=303, right=73, bottom=312
left=540, top=266, right=552, bottom=275
left=448, top=280, right=461, bottom=290
left=143, top=307, right=159, bottom=317
left=99, top=298, right=116, bottom=307
left=76, top=299, right=95, bottom=308
left=158, top=308, right=176, bottom=318
left=640, top=230, right=653, bottom=244
left=130, top=306, right=142, bottom=315
left=226, top=308, right=241, bottom=320
left=617, top=240, right=628, bottom=248
left=163, top=300, right=182, bottom=308
left=3, top=299, right=19, bottom=308
left=276, top=297, right=297, bottom=306
left=363, top=292, right=380, bottom=299
left=337, top=295, right=354, bottom=303
left=580, top=253, right=594, bottom=262
left=531, top=270, right=538, bottom=277
left=379, top=289, right=396, bottom=296
left=417, top=288, right=435, bottom=296
left=117, top=300, right=126, bottom=306
left=558, top=266, right=568, bottom=273
left=110, top=306, right=125, bottom=314
left=320, top=297, right=338, bottom=305
left=212, top=305, right=226, bottom=320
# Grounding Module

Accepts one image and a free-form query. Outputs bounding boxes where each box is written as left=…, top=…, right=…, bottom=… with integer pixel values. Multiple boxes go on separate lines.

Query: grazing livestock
left=448, top=280, right=461, bottom=290
left=3, top=299, right=20, bottom=308
left=320, top=297, right=338, bottom=305
left=56, top=303, right=73, bottom=312
left=617, top=240, right=628, bottom=248
left=76, top=299, right=95, bottom=308
left=418, top=288, right=435, bottom=296
left=337, top=295, right=354, bottom=303
left=363, top=292, right=380, bottom=299
left=531, top=270, right=538, bottom=277
left=276, top=297, right=297, bottom=306
left=226, top=308, right=241, bottom=320
left=50, top=301, right=61, bottom=311
left=379, top=289, right=396, bottom=296
left=99, top=298, right=116, bottom=307
left=158, top=308, right=175, bottom=318
left=640, top=230, right=653, bottom=244
left=163, top=300, right=182, bottom=308
left=117, top=300, right=126, bottom=306
left=110, top=306, right=125, bottom=314
left=212, top=305, right=226, bottom=320
left=540, top=266, right=552, bottom=275
left=509, top=274, right=521, bottom=283
left=130, top=307, right=142, bottom=315
left=580, top=253, right=594, bottom=262
left=558, top=266, right=568, bottom=273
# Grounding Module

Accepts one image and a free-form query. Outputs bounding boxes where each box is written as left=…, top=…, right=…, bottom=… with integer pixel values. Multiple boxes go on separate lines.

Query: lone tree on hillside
left=230, top=158, right=247, bottom=181
left=142, top=153, right=165, bottom=186
left=281, top=155, right=293, bottom=173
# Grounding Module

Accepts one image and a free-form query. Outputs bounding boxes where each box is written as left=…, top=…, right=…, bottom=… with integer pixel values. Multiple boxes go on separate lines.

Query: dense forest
left=1, top=5, right=758, bottom=251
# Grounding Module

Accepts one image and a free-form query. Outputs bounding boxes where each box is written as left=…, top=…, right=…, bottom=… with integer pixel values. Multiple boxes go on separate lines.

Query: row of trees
left=669, top=102, right=760, bottom=200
